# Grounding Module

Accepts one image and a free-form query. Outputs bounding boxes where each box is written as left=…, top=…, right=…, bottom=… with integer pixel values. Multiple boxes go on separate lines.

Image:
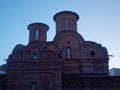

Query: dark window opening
left=65, top=20, right=68, bottom=30
left=35, top=30, right=39, bottom=40
left=90, top=51, right=95, bottom=57
left=67, top=47, right=71, bottom=59
left=67, top=41, right=70, bottom=44
left=59, top=50, right=62, bottom=59
left=33, top=53, right=37, bottom=59
left=32, top=82, right=37, bottom=90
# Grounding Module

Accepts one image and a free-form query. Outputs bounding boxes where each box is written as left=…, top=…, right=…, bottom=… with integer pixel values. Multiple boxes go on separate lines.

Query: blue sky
left=0, top=0, right=120, bottom=69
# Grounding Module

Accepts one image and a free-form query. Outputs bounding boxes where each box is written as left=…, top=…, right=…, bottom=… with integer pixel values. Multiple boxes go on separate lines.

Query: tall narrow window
left=33, top=53, right=37, bottom=59
left=65, top=20, right=68, bottom=30
left=35, top=30, right=39, bottom=40
left=59, top=50, right=62, bottom=59
left=67, top=47, right=71, bottom=59
left=32, top=82, right=37, bottom=90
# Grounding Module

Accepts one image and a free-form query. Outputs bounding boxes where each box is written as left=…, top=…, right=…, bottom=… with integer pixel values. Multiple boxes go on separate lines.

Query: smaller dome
left=27, top=22, right=49, bottom=31
left=53, top=11, right=79, bottom=21
left=27, top=22, right=49, bottom=42
left=12, top=44, right=25, bottom=54
left=53, top=11, right=79, bottom=33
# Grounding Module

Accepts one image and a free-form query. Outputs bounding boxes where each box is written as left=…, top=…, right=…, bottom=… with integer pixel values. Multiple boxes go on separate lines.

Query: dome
left=53, top=11, right=79, bottom=21
left=12, top=44, right=25, bottom=54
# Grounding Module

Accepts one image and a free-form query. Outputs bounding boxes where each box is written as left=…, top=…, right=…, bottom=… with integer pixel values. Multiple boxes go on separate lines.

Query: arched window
left=65, top=20, right=68, bottom=30
left=35, top=30, right=39, bottom=40
left=67, top=47, right=71, bottom=59
left=32, top=82, right=37, bottom=90
left=33, top=53, right=37, bottom=59
left=59, top=50, right=62, bottom=59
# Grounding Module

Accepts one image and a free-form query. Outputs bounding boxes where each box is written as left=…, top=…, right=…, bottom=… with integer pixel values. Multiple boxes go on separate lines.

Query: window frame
left=65, top=20, right=69, bottom=30
left=67, top=47, right=71, bottom=59
left=33, top=53, right=38, bottom=60
left=35, top=30, right=39, bottom=40
left=32, top=82, right=37, bottom=90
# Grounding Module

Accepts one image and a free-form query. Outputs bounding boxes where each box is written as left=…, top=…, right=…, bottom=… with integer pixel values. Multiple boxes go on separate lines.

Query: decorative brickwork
left=0, top=11, right=120, bottom=90
left=0, top=74, right=6, bottom=90
left=62, top=75, right=120, bottom=90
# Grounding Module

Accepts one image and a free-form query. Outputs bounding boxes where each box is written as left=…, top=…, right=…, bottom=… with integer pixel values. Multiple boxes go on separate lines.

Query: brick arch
left=25, top=41, right=46, bottom=60
left=47, top=43, right=59, bottom=54
left=83, top=41, right=109, bottom=58
left=53, top=31, right=85, bottom=59
left=10, top=50, right=23, bottom=61
left=44, top=50, right=60, bottom=60
left=53, top=30, right=84, bottom=44
left=80, top=41, right=109, bottom=75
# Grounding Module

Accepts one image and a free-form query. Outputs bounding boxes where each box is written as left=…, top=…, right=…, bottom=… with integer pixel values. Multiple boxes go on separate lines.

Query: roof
left=53, top=11, right=79, bottom=21
left=27, top=22, right=49, bottom=30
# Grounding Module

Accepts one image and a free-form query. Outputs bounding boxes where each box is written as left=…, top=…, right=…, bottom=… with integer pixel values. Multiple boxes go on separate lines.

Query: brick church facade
left=0, top=11, right=120, bottom=90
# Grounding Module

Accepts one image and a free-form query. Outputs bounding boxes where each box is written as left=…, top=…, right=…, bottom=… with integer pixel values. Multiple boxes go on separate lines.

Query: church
left=0, top=11, right=120, bottom=90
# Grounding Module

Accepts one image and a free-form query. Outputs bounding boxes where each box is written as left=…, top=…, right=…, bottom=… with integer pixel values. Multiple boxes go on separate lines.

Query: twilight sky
left=0, top=0, right=120, bottom=69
